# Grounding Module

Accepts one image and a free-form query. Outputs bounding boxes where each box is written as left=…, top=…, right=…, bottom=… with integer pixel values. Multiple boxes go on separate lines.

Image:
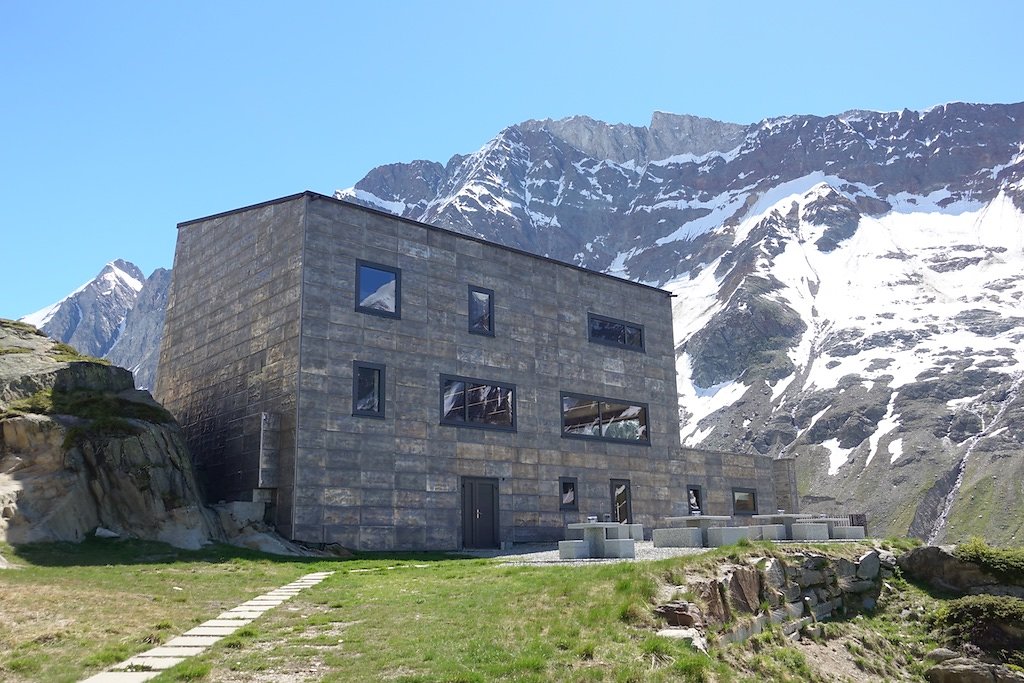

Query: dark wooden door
left=462, top=477, right=499, bottom=548
left=610, top=479, right=632, bottom=523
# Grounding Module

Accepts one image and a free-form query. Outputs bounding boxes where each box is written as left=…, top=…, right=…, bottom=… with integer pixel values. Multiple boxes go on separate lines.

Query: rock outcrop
left=898, top=545, right=1024, bottom=598
left=0, top=318, right=223, bottom=549
left=657, top=547, right=896, bottom=646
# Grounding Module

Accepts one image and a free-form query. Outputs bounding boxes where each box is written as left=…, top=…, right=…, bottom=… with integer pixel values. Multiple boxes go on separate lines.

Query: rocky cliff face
left=338, top=102, right=1024, bottom=544
left=20, top=261, right=169, bottom=389
left=104, top=268, right=171, bottom=389
left=0, top=318, right=223, bottom=548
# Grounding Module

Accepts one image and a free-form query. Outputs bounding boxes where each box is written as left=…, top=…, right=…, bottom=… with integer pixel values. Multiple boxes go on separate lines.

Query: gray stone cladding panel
left=162, top=193, right=779, bottom=552
left=292, top=197, right=689, bottom=550
left=156, top=197, right=306, bottom=536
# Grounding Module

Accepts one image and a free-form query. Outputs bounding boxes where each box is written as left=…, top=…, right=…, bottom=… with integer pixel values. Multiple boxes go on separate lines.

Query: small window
left=352, top=361, right=385, bottom=418
left=588, top=313, right=644, bottom=352
left=559, top=477, right=578, bottom=511
left=732, top=488, right=757, bottom=516
left=356, top=260, right=401, bottom=318
left=440, top=374, right=515, bottom=431
left=468, top=285, right=494, bottom=336
left=687, top=486, right=703, bottom=515
left=561, top=392, right=649, bottom=444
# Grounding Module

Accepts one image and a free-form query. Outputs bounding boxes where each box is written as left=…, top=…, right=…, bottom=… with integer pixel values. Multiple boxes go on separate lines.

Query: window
left=352, top=361, right=385, bottom=418
left=559, top=477, right=578, bottom=511
left=611, top=479, right=632, bottom=523
left=732, top=488, right=757, bottom=516
left=561, top=392, right=649, bottom=444
left=588, top=313, right=644, bottom=352
left=356, top=260, right=401, bottom=318
left=468, top=285, right=494, bottom=336
left=687, top=486, right=703, bottom=515
left=440, top=375, right=515, bottom=431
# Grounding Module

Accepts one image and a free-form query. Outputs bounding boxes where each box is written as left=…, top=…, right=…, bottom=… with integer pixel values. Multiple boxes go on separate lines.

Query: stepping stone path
left=81, top=571, right=334, bottom=682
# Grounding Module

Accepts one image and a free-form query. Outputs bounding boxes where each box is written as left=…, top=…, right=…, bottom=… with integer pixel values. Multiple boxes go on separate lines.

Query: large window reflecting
left=468, top=285, right=494, bottom=336
left=561, top=392, right=649, bottom=444
left=356, top=260, right=401, bottom=318
left=588, top=313, right=644, bottom=352
left=441, top=375, right=515, bottom=431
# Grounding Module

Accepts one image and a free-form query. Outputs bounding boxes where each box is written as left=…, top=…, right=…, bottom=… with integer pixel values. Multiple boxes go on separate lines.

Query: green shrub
left=954, top=537, right=1024, bottom=583
left=933, top=594, right=1024, bottom=665
left=62, top=417, right=142, bottom=449
left=0, top=318, right=47, bottom=336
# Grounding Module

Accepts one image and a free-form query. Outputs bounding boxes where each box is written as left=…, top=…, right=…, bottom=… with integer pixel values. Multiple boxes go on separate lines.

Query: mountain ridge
left=24, top=101, right=1024, bottom=543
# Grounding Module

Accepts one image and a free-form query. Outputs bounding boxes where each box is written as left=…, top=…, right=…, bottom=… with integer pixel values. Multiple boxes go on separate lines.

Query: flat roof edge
left=177, top=190, right=672, bottom=296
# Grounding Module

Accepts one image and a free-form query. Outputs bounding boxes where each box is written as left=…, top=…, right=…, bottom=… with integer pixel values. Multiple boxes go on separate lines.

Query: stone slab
left=831, top=525, right=866, bottom=539
left=602, top=538, right=635, bottom=558
left=791, top=523, right=829, bottom=541
left=221, top=610, right=265, bottom=619
left=81, top=673, right=161, bottom=682
left=203, top=619, right=253, bottom=627
left=117, top=656, right=186, bottom=671
left=165, top=635, right=223, bottom=647
left=558, top=539, right=589, bottom=559
left=184, top=625, right=239, bottom=636
left=139, top=646, right=208, bottom=658
left=652, top=527, right=702, bottom=548
left=707, top=526, right=752, bottom=547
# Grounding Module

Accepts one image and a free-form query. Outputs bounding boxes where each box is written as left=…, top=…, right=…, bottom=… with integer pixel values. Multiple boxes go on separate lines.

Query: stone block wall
left=158, top=191, right=783, bottom=551
left=293, top=195, right=683, bottom=549
left=156, top=195, right=305, bottom=536
left=676, top=447, right=777, bottom=517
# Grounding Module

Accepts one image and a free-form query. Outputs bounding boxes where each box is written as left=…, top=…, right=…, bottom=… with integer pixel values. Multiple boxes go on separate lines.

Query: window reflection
left=469, top=288, right=493, bottom=335
left=356, top=262, right=400, bottom=317
left=561, top=392, right=649, bottom=443
left=441, top=376, right=514, bottom=430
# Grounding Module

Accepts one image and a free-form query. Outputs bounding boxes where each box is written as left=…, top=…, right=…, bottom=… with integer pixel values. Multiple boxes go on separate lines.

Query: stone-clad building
left=156, top=191, right=777, bottom=550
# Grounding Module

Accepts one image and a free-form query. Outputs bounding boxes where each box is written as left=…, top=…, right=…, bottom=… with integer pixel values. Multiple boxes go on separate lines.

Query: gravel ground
left=455, top=541, right=711, bottom=565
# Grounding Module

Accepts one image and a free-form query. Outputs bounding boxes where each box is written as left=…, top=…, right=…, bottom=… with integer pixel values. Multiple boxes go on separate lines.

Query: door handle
left=476, top=509, right=481, bottom=519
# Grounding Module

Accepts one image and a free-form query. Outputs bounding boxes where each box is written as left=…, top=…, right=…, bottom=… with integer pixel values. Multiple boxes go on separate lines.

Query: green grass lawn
left=0, top=539, right=721, bottom=683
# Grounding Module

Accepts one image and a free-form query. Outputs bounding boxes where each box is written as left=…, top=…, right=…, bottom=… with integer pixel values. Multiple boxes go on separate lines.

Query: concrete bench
left=707, top=526, right=753, bottom=547
left=791, top=523, right=829, bottom=541
left=601, top=538, right=636, bottom=558
left=652, top=527, right=702, bottom=548
left=831, top=525, right=866, bottom=539
left=558, top=540, right=589, bottom=559
left=755, top=524, right=786, bottom=541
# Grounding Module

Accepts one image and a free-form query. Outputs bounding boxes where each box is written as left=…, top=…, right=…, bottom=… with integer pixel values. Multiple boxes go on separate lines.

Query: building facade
left=156, top=192, right=776, bottom=550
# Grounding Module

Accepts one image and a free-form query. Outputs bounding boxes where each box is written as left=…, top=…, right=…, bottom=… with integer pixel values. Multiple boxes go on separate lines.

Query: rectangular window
left=468, top=285, right=494, bottom=336
left=356, top=260, right=401, bottom=318
left=588, top=313, right=644, bottom=352
left=687, top=486, right=703, bottom=515
left=352, top=361, right=385, bottom=418
left=559, top=477, right=578, bottom=511
left=561, top=392, right=649, bottom=444
left=732, top=488, right=757, bottom=516
left=440, top=375, right=515, bottom=431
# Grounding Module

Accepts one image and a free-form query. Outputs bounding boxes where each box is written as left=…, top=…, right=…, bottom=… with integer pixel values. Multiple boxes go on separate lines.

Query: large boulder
left=0, top=319, right=224, bottom=550
left=898, top=546, right=1023, bottom=596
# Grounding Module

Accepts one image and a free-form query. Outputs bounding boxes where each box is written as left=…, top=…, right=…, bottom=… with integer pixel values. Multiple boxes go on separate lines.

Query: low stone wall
left=655, top=547, right=897, bottom=645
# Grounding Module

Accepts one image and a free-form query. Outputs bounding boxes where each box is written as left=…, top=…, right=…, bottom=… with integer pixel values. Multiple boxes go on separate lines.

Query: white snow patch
left=888, top=438, right=904, bottom=464
left=867, top=393, right=899, bottom=466
left=337, top=188, right=408, bottom=216
left=822, top=438, right=853, bottom=475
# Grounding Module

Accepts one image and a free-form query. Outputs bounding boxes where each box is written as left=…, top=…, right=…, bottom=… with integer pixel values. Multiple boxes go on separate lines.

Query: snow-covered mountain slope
left=27, top=103, right=1023, bottom=542
left=19, top=260, right=169, bottom=388
left=21, top=259, right=145, bottom=358
left=338, top=102, right=1024, bottom=544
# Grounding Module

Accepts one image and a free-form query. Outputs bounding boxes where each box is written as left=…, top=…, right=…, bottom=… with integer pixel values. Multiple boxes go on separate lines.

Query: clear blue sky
left=3, top=1, right=1022, bottom=319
